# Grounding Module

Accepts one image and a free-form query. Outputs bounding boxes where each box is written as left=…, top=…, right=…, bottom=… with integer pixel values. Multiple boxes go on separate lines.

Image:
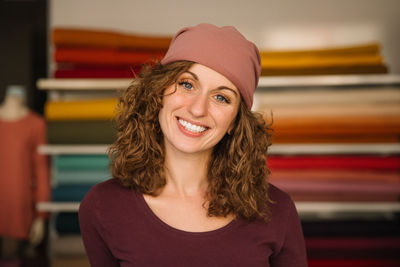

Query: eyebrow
left=184, top=71, right=238, bottom=96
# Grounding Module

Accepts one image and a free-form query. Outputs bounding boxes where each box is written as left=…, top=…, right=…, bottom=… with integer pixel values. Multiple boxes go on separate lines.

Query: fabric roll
left=48, top=120, right=116, bottom=144
left=52, top=28, right=172, bottom=50
left=54, top=155, right=110, bottom=171
left=45, top=98, right=118, bottom=120
left=259, top=43, right=388, bottom=75
left=261, top=64, right=388, bottom=75
left=269, top=169, right=400, bottom=183
left=257, top=88, right=400, bottom=107
left=259, top=43, right=382, bottom=58
left=52, top=184, right=92, bottom=201
left=54, top=68, right=139, bottom=78
left=302, top=219, right=400, bottom=237
left=268, top=156, right=400, bottom=170
left=55, top=48, right=165, bottom=65
left=271, top=134, right=399, bottom=144
left=264, top=103, right=400, bottom=118
left=55, top=213, right=80, bottom=234
left=269, top=179, right=400, bottom=194
left=261, top=55, right=383, bottom=69
left=308, top=259, right=400, bottom=267
left=265, top=114, right=400, bottom=136
left=53, top=170, right=111, bottom=185
left=288, top=191, right=400, bottom=202
left=308, top=249, right=400, bottom=260
left=306, top=237, right=400, bottom=251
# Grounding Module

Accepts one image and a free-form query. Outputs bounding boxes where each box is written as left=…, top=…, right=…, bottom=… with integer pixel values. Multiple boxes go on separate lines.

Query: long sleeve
left=270, top=197, right=308, bottom=267
left=32, top=116, right=50, bottom=218
left=79, top=188, right=120, bottom=267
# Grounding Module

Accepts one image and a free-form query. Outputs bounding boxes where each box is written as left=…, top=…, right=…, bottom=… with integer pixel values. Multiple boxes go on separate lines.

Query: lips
left=177, top=117, right=208, bottom=134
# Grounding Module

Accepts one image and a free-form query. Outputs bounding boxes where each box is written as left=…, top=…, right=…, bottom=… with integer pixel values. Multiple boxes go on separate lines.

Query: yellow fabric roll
left=260, top=55, right=383, bottom=69
left=45, top=98, right=118, bottom=120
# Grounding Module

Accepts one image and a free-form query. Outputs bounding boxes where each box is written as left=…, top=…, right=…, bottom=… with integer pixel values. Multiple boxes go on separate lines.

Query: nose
left=188, top=93, right=208, bottom=118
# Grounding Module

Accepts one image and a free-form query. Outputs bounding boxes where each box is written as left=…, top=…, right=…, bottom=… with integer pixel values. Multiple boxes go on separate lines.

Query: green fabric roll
left=54, top=170, right=111, bottom=185
left=48, top=120, right=116, bottom=144
left=54, top=155, right=110, bottom=171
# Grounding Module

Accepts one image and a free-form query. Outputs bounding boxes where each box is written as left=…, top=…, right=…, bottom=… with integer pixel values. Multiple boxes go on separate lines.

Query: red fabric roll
left=54, top=48, right=165, bottom=65
left=267, top=156, right=400, bottom=170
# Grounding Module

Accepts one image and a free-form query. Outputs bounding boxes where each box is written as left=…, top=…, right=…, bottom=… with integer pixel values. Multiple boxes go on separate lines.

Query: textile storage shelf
left=254, top=74, right=400, bottom=266
left=38, top=73, right=400, bottom=266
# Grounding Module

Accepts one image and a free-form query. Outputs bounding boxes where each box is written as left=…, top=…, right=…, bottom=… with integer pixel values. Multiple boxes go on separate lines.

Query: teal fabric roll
left=53, top=170, right=111, bottom=185
left=54, top=155, right=110, bottom=171
left=52, top=184, right=92, bottom=201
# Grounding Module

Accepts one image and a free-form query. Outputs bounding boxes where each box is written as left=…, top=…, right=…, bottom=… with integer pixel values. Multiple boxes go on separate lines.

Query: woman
left=79, top=23, right=307, bottom=267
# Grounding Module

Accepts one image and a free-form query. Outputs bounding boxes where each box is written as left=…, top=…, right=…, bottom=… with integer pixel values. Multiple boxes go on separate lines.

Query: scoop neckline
left=136, top=192, right=240, bottom=238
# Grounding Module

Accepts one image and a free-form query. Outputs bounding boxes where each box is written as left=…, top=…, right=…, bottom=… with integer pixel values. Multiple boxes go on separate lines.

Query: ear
left=227, top=123, right=235, bottom=135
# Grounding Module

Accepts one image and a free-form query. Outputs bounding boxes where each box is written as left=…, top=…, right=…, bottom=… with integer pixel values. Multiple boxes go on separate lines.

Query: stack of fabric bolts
left=259, top=43, right=388, bottom=76
left=45, top=28, right=172, bottom=235
left=52, top=28, right=171, bottom=78
left=258, top=44, right=400, bottom=266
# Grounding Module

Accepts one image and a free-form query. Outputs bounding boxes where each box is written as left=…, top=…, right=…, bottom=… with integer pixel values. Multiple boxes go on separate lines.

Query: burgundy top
left=79, top=178, right=307, bottom=267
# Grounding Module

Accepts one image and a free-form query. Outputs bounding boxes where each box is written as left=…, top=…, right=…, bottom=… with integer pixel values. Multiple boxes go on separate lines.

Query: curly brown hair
left=109, top=60, right=273, bottom=220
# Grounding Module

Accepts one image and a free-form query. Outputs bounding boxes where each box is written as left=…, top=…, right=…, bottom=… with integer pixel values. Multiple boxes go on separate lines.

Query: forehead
left=185, top=64, right=239, bottom=93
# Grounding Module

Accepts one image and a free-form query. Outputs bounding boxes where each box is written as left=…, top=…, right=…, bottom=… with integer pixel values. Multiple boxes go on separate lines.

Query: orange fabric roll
left=259, top=43, right=382, bottom=58
left=260, top=65, right=388, bottom=76
left=271, top=134, right=399, bottom=144
left=258, top=43, right=388, bottom=75
left=266, top=114, right=400, bottom=136
left=261, top=55, right=383, bottom=69
left=52, top=28, right=172, bottom=50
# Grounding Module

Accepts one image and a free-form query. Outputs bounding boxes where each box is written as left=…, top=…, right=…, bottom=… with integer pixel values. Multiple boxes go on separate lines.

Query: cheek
left=213, top=108, right=238, bottom=131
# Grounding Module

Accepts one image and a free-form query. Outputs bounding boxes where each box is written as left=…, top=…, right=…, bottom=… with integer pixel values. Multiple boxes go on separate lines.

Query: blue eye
left=215, top=94, right=230, bottom=103
left=178, top=81, right=193, bottom=90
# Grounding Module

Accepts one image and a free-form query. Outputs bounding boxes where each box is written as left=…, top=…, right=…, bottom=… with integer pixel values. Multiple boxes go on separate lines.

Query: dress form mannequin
left=0, top=85, right=49, bottom=266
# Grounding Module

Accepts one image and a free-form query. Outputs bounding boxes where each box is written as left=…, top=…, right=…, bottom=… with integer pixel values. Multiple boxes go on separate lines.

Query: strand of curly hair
left=108, top=60, right=274, bottom=221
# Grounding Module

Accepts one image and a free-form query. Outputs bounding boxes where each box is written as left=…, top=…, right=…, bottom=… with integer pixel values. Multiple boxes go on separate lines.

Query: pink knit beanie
left=161, top=23, right=261, bottom=109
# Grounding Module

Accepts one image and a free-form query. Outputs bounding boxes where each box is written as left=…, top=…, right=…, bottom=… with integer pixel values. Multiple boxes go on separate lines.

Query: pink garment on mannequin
left=0, top=112, right=50, bottom=240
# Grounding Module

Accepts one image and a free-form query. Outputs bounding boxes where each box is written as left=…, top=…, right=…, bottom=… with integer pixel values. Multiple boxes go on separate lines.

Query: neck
left=163, top=147, right=211, bottom=198
left=0, top=96, right=28, bottom=120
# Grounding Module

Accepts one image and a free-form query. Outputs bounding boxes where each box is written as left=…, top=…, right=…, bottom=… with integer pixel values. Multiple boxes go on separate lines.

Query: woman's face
left=158, top=63, right=241, bottom=157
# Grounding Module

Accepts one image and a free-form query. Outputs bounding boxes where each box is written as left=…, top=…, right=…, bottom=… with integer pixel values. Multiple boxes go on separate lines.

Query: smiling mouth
left=177, top=117, right=208, bottom=133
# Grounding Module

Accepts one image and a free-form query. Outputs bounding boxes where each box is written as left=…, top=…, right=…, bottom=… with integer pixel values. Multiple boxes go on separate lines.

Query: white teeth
left=178, top=119, right=207, bottom=133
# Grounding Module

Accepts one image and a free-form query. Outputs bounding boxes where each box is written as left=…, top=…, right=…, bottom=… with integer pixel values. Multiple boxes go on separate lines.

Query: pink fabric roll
left=269, top=169, right=400, bottom=183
